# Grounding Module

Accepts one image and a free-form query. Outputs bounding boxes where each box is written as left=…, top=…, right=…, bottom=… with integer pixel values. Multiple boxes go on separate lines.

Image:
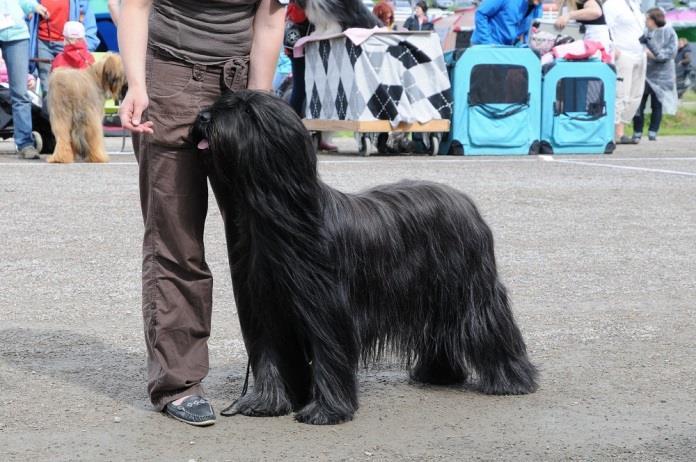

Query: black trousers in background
left=289, top=56, right=305, bottom=117
left=633, top=84, right=663, bottom=135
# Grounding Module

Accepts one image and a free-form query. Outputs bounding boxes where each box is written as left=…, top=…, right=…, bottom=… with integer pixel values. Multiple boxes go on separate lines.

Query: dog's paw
left=294, top=401, right=353, bottom=425
left=476, top=358, right=539, bottom=395
left=46, top=155, right=58, bottom=163
left=220, top=390, right=292, bottom=417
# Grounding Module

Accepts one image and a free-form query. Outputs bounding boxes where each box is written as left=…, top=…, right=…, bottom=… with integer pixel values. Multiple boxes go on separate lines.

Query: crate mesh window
left=556, top=78, right=605, bottom=115
left=469, top=64, right=529, bottom=105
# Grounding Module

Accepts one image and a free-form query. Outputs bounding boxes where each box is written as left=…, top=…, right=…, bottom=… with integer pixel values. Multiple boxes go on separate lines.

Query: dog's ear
left=100, top=54, right=125, bottom=99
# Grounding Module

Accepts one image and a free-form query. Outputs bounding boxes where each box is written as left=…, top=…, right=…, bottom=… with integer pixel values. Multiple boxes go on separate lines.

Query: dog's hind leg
left=464, top=272, right=538, bottom=395
left=46, top=119, right=75, bottom=163
left=83, top=112, right=109, bottom=163
left=410, top=336, right=468, bottom=386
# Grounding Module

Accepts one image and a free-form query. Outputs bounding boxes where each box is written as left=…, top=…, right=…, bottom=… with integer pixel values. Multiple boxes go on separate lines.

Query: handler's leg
left=136, top=137, right=213, bottom=411
left=134, top=54, right=214, bottom=414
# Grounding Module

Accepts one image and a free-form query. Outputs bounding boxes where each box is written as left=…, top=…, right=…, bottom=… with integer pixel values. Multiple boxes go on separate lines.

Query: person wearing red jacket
left=285, top=0, right=309, bottom=115
left=50, top=21, right=94, bottom=70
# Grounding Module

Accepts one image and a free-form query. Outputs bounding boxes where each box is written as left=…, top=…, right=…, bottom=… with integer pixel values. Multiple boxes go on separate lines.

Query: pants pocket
left=146, top=57, right=202, bottom=148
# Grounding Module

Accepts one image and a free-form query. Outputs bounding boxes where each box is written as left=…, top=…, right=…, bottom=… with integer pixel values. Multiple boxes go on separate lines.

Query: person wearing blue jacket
left=1, top=0, right=49, bottom=159
left=27, top=0, right=98, bottom=106
left=471, top=0, right=542, bottom=46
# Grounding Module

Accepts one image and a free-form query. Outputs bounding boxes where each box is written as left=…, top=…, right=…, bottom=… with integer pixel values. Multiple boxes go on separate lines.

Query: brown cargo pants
left=133, top=50, right=249, bottom=410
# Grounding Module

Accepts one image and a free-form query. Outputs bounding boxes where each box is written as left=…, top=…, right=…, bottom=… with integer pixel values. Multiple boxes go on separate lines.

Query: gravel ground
left=1, top=136, right=695, bottom=461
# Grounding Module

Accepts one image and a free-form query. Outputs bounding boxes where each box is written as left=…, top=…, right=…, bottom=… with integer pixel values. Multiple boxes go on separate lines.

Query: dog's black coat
left=193, top=91, right=538, bottom=425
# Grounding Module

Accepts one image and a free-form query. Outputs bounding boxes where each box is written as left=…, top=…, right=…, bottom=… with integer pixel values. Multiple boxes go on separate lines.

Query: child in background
left=51, top=21, right=95, bottom=71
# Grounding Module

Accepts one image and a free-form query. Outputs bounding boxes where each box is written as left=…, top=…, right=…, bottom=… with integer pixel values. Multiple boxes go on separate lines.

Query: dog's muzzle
left=194, top=111, right=212, bottom=150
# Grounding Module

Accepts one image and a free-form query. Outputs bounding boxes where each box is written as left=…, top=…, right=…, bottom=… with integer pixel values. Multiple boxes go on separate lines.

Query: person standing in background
left=603, top=0, right=645, bottom=144
left=118, top=0, right=285, bottom=426
left=675, top=37, right=692, bottom=98
left=554, top=0, right=612, bottom=56
left=373, top=1, right=396, bottom=30
left=284, top=0, right=337, bottom=150
left=1, top=0, right=49, bottom=159
left=403, top=1, right=433, bottom=32
left=29, top=0, right=99, bottom=107
left=632, top=7, right=678, bottom=142
left=50, top=21, right=94, bottom=70
left=285, top=0, right=310, bottom=117
left=471, top=0, right=541, bottom=46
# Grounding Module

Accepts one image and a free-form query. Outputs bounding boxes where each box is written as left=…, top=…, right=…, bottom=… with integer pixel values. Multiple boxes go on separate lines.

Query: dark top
left=675, top=43, right=692, bottom=77
left=575, top=0, right=606, bottom=26
left=403, top=15, right=434, bottom=32
left=149, top=0, right=261, bottom=65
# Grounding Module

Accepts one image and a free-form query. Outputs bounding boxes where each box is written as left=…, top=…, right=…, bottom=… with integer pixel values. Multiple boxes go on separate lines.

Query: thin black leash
left=220, top=358, right=251, bottom=416
left=239, top=358, right=251, bottom=398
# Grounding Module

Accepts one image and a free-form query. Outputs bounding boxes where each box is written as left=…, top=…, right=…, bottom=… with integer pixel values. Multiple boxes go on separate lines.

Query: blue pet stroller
left=540, top=58, right=616, bottom=154
left=450, top=46, right=542, bottom=156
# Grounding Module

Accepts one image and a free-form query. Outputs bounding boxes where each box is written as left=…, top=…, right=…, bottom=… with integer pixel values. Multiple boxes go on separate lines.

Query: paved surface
left=1, top=136, right=695, bottom=461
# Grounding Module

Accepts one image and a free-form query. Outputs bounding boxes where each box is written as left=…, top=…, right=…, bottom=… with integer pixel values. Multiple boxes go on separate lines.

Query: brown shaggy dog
left=46, top=53, right=126, bottom=163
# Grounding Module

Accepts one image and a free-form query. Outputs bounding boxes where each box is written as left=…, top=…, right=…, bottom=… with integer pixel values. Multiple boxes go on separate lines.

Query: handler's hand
left=34, top=4, right=49, bottom=18
left=555, top=15, right=569, bottom=30
left=120, top=87, right=154, bottom=134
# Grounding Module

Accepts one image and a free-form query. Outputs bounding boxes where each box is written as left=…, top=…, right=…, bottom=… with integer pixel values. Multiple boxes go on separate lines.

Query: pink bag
left=552, top=39, right=612, bottom=64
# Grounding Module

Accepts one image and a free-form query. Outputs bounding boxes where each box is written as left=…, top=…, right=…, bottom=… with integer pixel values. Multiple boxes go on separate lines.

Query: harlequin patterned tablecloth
left=302, top=31, right=453, bottom=127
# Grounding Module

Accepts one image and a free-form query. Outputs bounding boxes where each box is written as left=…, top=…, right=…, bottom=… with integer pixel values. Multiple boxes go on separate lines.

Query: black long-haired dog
left=192, top=91, right=538, bottom=425
left=297, top=0, right=382, bottom=34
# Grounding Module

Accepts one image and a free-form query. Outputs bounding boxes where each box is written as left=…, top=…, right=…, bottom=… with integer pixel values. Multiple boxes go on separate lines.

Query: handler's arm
left=248, top=0, right=286, bottom=91
left=118, top=0, right=154, bottom=133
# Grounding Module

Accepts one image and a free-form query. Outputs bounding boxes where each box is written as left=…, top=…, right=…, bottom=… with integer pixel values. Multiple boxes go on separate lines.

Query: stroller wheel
left=428, top=134, right=439, bottom=156
left=356, top=134, right=372, bottom=157
left=32, top=131, right=43, bottom=153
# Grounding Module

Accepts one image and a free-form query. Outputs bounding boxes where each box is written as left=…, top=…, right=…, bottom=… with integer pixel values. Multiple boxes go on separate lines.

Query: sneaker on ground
left=17, top=146, right=40, bottom=160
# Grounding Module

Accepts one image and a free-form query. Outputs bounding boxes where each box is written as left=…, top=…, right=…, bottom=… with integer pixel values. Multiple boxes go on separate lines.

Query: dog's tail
left=69, top=110, right=90, bottom=159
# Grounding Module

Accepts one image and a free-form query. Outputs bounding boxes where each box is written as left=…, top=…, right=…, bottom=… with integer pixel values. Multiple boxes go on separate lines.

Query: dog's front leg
left=222, top=345, right=296, bottom=417
left=294, top=302, right=360, bottom=425
left=222, top=291, right=311, bottom=417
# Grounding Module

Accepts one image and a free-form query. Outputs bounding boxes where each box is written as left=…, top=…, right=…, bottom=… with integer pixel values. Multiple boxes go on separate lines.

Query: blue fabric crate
left=450, top=46, right=542, bottom=156
left=540, top=59, right=616, bottom=155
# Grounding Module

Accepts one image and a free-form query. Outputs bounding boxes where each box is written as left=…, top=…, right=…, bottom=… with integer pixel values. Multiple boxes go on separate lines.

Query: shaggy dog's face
left=94, top=54, right=127, bottom=102
left=192, top=91, right=317, bottom=188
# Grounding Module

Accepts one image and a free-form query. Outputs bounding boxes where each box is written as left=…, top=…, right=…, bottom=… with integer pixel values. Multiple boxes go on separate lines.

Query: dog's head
left=91, top=53, right=127, bottom=102
left=192, top=90, right=317, bottom=190
left=303, top=0, right=382, bottom=32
